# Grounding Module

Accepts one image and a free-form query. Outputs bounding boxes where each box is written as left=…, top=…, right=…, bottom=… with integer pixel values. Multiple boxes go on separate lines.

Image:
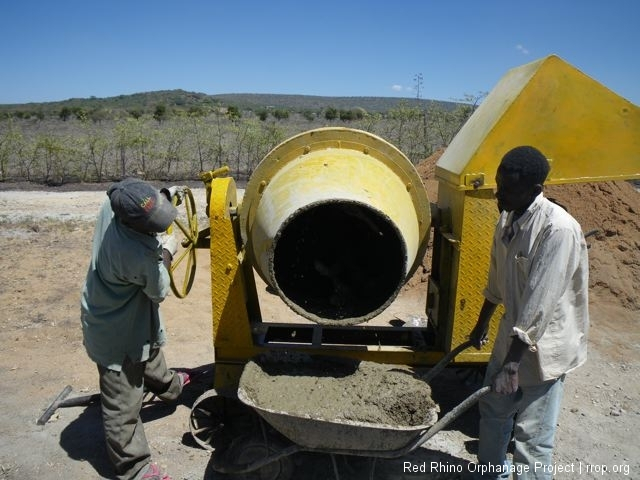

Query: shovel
left=37, top=385, right=100, bottom=425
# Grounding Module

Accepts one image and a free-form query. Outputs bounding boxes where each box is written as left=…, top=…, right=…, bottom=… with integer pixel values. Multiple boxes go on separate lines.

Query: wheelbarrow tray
left=238, top=387, right=438, bottom=451
left=236, top=354, right=440, bottom=452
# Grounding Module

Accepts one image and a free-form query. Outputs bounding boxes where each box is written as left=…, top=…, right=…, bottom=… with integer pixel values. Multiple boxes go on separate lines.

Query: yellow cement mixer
left=164, top=54, right=639, bottom=464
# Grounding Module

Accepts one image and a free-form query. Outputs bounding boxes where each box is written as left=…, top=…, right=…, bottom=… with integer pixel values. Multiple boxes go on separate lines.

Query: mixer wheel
left=167, top=186, right=198, bottom=298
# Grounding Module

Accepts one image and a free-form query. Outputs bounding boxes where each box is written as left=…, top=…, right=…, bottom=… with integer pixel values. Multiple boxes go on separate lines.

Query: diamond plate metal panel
left=449, top=189, right=503, bottom=363
left=208, top=178, right=260, bottom=365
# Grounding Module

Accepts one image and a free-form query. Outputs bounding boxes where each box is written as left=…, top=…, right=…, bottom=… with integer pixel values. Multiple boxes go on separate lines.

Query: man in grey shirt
left=81, top=178, right=188, bottom=480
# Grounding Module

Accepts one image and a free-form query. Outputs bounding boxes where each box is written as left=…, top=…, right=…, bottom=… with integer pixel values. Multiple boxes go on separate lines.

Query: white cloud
left=391, top=84, right=404, bottom=92
left=516, top=44, right=530, bottom=55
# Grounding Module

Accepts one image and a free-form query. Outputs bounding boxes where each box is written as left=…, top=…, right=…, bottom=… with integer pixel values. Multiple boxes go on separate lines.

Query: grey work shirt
left=483, top=193, right=589, bottom=385
left=81, top=198, right=170, bottom=371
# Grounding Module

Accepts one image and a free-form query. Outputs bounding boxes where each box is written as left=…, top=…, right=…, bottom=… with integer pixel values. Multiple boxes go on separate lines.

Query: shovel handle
left=59, top=393, right=101, bottom=407
left=37, top=385, right=73, bottom=425
left=37, top=387, right=101, bottom=425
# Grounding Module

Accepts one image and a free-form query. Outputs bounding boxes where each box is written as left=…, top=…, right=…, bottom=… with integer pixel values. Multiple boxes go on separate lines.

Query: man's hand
left=493, top=361, right=520, bottom=394
left=161, top=186, right=183, bottom=206
left=469, top=322, right=490, bottom=350
left=159, top=233, right=178, bottom=258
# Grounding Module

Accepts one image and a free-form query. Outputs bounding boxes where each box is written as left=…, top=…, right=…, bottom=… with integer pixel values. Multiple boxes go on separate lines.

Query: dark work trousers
left=97, top=347, right=183, bottom=480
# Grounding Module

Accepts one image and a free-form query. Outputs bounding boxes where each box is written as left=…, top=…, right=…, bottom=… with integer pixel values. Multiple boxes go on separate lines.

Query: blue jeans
left=475, top=375, right=565, bottom=480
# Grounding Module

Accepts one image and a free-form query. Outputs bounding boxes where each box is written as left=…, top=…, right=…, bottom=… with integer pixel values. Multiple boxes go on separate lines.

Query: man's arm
left=469, top=298, right=498, bottom=349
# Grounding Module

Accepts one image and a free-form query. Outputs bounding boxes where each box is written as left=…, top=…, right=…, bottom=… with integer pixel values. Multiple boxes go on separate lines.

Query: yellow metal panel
left=436, top=184, right=501, bottom=362
left=208, top=177, right=261, bottom=390
left=437, top=54, right=640, bottom=189
left=451, top=190, right=502, bottom=363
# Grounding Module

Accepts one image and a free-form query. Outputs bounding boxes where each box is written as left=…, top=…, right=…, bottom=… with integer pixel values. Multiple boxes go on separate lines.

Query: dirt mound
left=546, top=181, right=640, bottom=310
left=239, top=355, right=437, bottom=427
left=402, top=149, right=443, bottom=291
left=409, top=150, right=640, bottom=311
left=414, top=147, right=445, bottom=183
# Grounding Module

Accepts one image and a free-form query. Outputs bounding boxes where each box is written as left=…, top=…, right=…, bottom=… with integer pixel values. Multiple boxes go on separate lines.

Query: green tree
left=226, top=105, right=241, bottom=121
left=354, top=111, right=382, bottom=133
left=0, top=120, right=23, bottom=181
left=59, top=107, right=72, bottom=121
left=153, top=104, right=167, bottom=123
left=208, top=109, right=228, bottom=171
left=324, top=107, right=338, bottom=121
left=242, top=119, right=285, bottom=176
left=18, top=138, right=41, bottom=181
left=114, top=118, right=153, bottom=177
left=34, top=134, right=67, bottom=184
left=83, top=125, right=111, bottom=182
left=385, top=101, right=424, bottom=160
left=188, top=105, right=208, bottom=117
left=428, top=93, right=485, bottom=147
left=157, top=121, right=188, bottom=179
left=189, top=114, right=206, bottom=173
left=89, top=108, right=109, bottom=123
left=302, top=110, right=316, bottom=122
left=273, top=109, right=289, bottom=120
left=73, top=107, right=88, bottom=122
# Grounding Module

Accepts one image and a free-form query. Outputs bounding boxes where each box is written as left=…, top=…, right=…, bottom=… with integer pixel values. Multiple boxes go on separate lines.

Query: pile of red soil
left=546, top=181, right=639, bottom=310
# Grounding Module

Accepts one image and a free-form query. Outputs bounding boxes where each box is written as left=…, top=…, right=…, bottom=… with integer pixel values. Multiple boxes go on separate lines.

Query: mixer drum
left=239, top=128, right=431, bottom=325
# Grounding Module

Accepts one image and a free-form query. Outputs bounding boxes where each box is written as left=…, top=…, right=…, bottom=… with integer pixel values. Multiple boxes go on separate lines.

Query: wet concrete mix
left=240, top=354, right=438, bottom=427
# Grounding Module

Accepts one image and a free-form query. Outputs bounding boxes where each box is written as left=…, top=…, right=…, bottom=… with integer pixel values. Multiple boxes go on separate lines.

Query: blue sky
left=1, top=0, right=638, bottom=105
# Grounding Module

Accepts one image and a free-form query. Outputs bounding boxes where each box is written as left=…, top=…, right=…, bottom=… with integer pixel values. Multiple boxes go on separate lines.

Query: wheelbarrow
left=201, top=341, right=489, bottom=479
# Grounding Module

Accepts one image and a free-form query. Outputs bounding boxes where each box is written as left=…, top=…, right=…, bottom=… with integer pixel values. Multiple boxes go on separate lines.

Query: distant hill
left=0, top=89, right=460, bottom=118
left=208, top=93, right=458, bottom=113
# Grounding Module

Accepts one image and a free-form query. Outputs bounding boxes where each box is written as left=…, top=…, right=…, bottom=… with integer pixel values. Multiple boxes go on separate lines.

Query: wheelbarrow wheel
left=190, top=389, right=227, bottom=451
left=220, top=432, right=294, bottom=480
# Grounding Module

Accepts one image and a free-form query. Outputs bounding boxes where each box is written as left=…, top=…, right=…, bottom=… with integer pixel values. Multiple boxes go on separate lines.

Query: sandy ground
left=0, top=186, right=638, bottom=480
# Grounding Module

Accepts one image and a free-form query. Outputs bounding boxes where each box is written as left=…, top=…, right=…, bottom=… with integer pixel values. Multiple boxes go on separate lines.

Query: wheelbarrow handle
left=421, top=339, right=475, bottom=383
left=411, top=385, right=492, bottom=450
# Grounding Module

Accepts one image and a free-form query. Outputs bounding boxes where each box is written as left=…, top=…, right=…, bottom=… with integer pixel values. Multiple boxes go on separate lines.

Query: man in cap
left=81, top=178, right=189, bottom=480
left=468, top=146, right=589, bottom=479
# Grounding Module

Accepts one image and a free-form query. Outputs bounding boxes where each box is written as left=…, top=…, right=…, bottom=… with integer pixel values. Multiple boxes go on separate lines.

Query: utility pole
left=414, top=73, right=423, bottom=100
left=414, top=73, right=428, bottom=157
